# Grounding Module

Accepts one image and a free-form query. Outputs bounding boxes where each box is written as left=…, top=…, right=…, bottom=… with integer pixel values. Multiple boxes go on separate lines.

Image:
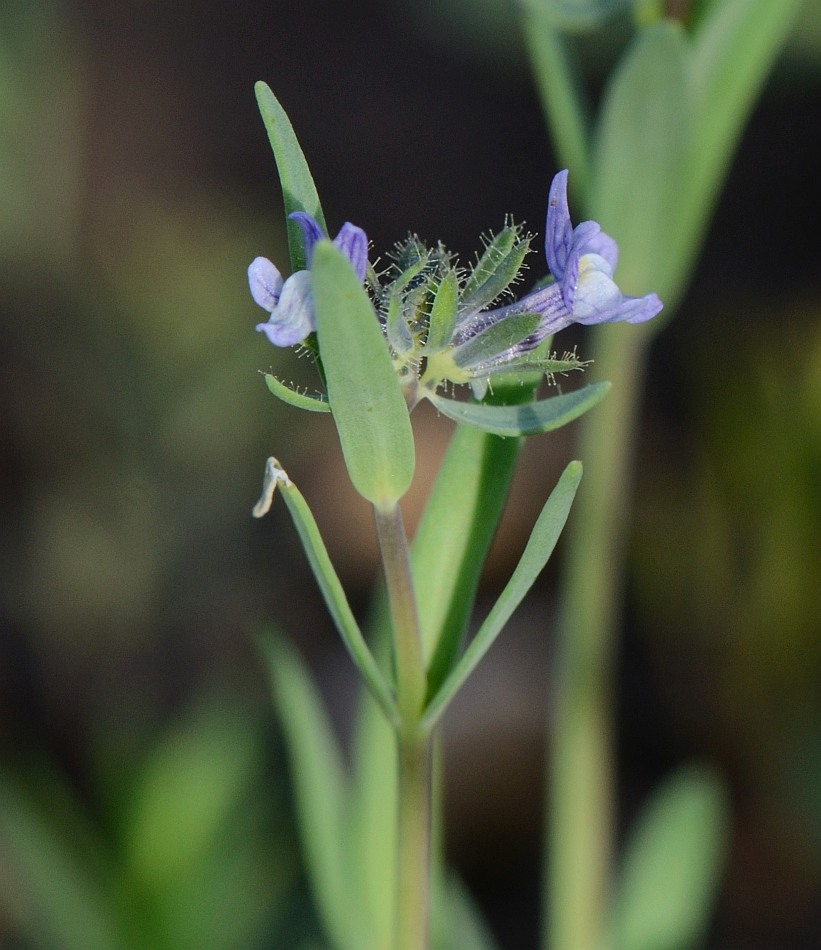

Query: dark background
left=2, top=0, right=821, bottom=946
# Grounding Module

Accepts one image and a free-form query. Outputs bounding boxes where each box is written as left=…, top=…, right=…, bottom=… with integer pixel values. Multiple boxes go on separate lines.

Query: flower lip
left=255, top=270, right=314, bottom=346
left=248, top=256, right=284, bottom=311
left=251, top=213, right=370, bottom=348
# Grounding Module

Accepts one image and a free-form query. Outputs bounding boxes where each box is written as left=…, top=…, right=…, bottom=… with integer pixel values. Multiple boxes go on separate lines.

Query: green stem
left=375, top=505, right=426, bottom=723
left=395, top=734, right=432, bottom=950
left=374, top=504, right=430, bottom=950
left=544, top=324, right=649, bottom=950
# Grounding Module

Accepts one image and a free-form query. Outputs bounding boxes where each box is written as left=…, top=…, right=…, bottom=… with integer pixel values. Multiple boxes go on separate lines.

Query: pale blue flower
left=250, top=212, right=368, bottom=347
left=543, top=169, right=661, bottom=326
left=450, top=170, right=662, bottom=377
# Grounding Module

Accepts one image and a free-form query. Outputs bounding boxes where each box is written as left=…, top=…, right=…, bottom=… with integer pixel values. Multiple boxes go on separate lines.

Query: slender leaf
left=415, top=425, right=522, bottom=685
left=426, top=269, right=459, bottom=353
left=431, top=875, right=500, bottom=950
left=268, top=465, right=399, bottom=725
left=259, top=633, right=364, bottom=950
left=428, top=381, right=609, bottom=437
left=459, top=226, right=531, bottom=316
left=675, top=0, right=802, bottom=307
left=312, top=241, right=415, bottom=509
left=521, top=15, right=593, bottom=204
left=0, top=771, right=125, bottom=950
left=264, top=372, right=330, bottom=412
left=423, top=461, right=582, bottom=730
left=254, top=81, right=326, bottom=271
left=610, top=764, right=730, bottom=950
left=592, top=21, right=690, bottom=302
left=452, top=312, right=542, bottom=371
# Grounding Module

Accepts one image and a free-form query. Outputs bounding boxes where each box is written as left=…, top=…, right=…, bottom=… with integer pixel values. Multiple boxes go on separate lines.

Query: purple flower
left=451, top=170, right=662, bottom=376
left=542, top=169, right=662, bottom=327
left=250, top=212, right=368, bottom=347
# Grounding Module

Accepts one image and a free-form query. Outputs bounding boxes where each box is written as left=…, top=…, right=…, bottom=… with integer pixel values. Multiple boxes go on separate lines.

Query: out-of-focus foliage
left=0, top=0, right=320, bottom=945
left=632, top=300, right=821, bottom=938
left=398, top=0, right=821, bottom=77
left=0, top=700, right=295, bottom=949
left=610, top=765, right=730, bottom=950
left=634, top=305, right=821, bottom=763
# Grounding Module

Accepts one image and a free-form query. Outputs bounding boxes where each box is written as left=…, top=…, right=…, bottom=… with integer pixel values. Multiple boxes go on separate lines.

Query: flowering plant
left=249, top=3, right=801, bottom=948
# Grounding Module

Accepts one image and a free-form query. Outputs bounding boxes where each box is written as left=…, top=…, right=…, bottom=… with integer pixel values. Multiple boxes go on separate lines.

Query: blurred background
left=1, top=0, right=820, bottom=946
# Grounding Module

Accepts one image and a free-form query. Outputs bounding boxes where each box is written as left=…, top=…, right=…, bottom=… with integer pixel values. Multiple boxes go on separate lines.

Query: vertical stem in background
left=374, top=505, right=430, bottom=950
left=544, top=326, right=649, bottom=950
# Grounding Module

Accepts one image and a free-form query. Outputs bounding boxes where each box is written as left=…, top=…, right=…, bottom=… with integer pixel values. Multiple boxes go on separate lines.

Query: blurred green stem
left=374, top=505, right=430, bottom=950
left=545, top=324, right=650, bottom=950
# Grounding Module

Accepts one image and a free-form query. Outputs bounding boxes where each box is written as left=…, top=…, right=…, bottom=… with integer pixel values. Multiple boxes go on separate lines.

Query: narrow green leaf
left=258, top=633, right=364, bottom=950
left=268, top=465, right=399, bottom=725
left=459, top=227, right=531, bottom=316
left=431, top=875, right=500, bottom=950
left=520, top=0, right=630, bottom=31
left=521, top=15, right=593, bottom=205
left=263, top=372, right=330, bottom=412
left=254, top=81, right=326, bottom=271
left=0, top=771, right=124, bottom=950
left=592, top=21, right=690, bottom=302
left=674, top=0, right=802, bottom=307
left=427, top=381, right=609, bottom=437
left=312, top=241, right=415, bottom=509
left=610, top=764, right=730, bottom=950
left=426, top=269, right=459, bottom=353
left=415, top=425, right=522, bottom=682
left=422, top=461, right=582, bottom=730
left=452, top=312, right=543, bottom=371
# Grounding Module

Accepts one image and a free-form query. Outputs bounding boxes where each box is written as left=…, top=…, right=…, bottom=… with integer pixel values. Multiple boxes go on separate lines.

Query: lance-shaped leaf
left=416, top=425, right=522, bottom=681
left=254, top=81, right=326, bottom=271
left=459, top=225, right=531, bottom=316
left=428, top=381, right=609, bottom=437
left=312, top=241, right=415, bottom=509
left=610, top=764, right=730, bottom=950
left=425, top=269, right=459, bottom=354
left=451, top=312, right=542, bottom=372
left=522, top=16, right=592, bottom=206
left=255, top=459, right=399, bottom=725
left=422, top=460, right=582, bottom=730
left=592, top=22, right=690, bottom=305
left=678, top=0, right=802, bottom=309
left=258, top=633, right=365, bottom=950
